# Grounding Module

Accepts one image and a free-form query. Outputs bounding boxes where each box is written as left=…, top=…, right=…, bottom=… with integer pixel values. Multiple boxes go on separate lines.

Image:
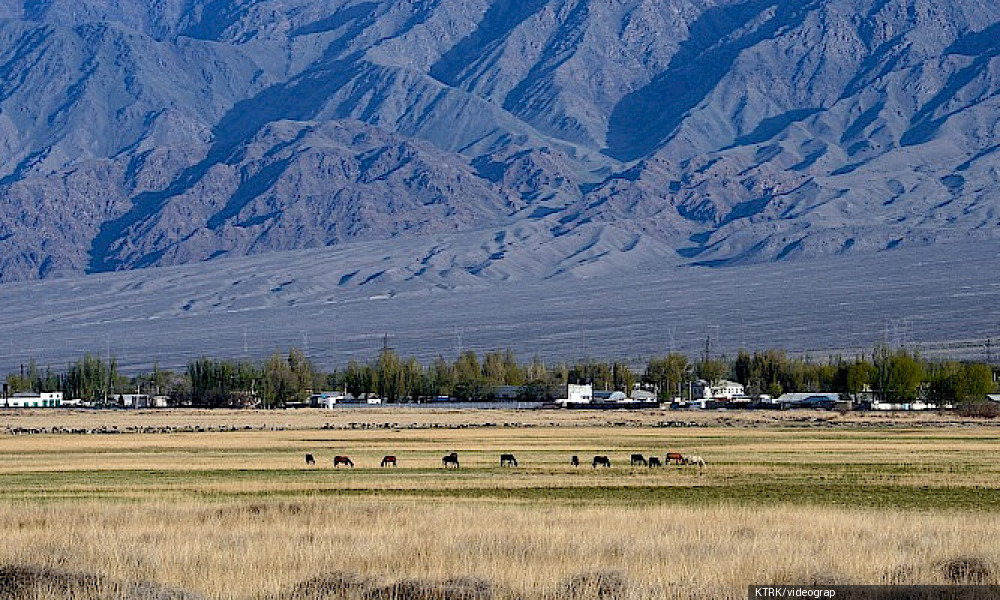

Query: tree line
left=3, top=344, right=997, bottom=408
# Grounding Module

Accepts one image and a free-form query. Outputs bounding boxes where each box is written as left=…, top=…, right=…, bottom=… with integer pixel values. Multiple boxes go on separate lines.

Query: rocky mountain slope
left=1, top=0, right=999, bottom=282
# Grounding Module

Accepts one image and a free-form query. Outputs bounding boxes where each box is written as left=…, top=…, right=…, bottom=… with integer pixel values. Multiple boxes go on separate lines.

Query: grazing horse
left=592, top=455, right=611, bottom=468
left=305, top=453, right=316, bottom=465
left=570, top=455, right=580, bottom=467
left=333, top=455, right=354, bottom=467
left=380, top=455, right=397, bottom=467
left=685, top=455, right=706, bottom=470
left=666, top=452, right=685, bottom=465
left=500, top=453, right=518, bottom=467
left=647, top=456, right=662, bottom=467
left=442, top=452, right=460, bottom=469
left=630, top=453, right=648, bottom=467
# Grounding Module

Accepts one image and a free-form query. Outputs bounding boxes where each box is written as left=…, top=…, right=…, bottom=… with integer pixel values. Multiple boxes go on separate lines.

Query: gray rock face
left=1, top=0, right=999, bottom=282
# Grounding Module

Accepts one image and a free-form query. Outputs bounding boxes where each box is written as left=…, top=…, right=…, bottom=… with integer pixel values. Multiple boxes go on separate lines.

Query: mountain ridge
left=0, top=0, right=999, bottom=282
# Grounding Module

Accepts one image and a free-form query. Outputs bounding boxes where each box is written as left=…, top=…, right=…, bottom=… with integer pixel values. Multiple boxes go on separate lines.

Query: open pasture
left=2, top=409, right=999, bottom=509
left=1, top=409, right=1000, bottom=599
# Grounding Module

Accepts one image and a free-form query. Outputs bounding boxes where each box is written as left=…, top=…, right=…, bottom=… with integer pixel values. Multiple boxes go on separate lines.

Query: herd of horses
left=582, top=453, right=705, bottom=468
left=303, top=451, right=706, bottom=470
left=620, top=452, right=707, bottom=468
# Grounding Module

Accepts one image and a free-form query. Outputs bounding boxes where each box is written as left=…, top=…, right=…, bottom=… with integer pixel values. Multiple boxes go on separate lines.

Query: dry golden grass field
left=1, top=408, right=999, bottom=599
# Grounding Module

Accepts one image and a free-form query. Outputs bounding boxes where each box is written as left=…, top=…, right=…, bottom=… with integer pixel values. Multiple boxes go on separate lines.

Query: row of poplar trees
left=5, top=345, right=997, bottom=407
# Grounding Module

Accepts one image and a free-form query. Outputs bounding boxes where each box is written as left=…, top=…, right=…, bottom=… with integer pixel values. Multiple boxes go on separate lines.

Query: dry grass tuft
left=126, top=581, right=206, bottom=600
left=365, top=576, right=496, bottom=600
left=0, top=564, right=102, bottom=599
left=279, top=571, right=373, bottom=599
left=957, top=403, right=1000, bottom=418
left=558, top=570, right=629, bottom=600
left=277, top=573, right=496, bottom=600
left=430, top=577, right=496, bottom=600
left=938, top=556, right=994, bottom=584
left=0, top=564, right=203, bottom=600
left=879, top=565, right=915, bottom=585
left=219, top=502, right=304, bottom=519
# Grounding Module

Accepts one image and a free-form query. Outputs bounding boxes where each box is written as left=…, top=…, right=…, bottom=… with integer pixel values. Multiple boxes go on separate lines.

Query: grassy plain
left=1, top=408, right=999, bottom=599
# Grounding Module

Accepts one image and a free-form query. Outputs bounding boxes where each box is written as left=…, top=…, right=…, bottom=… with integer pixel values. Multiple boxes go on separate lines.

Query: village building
left=871, top=399, right=943, bottom=411
left=629, top=387, right=657, bottom=402
left=308, top=391, right=349, bottom=408
left=593, top=390, right=629, bottom=402
left=556, top=383, right=593, bottom=405
left=776, top=392, right=843, bottom=410
left=116, top=394, right=170, bottom=408
left=692, top=379, right=746, bottom=400
left=3, top=391, right=64, bottom=408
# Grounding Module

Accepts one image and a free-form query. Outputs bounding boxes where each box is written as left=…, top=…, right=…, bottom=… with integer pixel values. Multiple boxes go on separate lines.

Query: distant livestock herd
left=303, top=452, right=706, bottom=470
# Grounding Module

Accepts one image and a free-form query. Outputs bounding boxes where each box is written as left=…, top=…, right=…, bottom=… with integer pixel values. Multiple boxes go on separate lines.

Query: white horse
left=685, top=455, right=706, bottom=471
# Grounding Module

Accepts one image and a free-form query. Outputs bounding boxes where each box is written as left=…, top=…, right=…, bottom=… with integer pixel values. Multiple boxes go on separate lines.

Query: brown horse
left=666, top=452, right=685, bottom=465
left=333, top=455, right=354, bottom=467
left=442, top=452, right=460, bottom=469
left=380, top=455, right=397, bottom=467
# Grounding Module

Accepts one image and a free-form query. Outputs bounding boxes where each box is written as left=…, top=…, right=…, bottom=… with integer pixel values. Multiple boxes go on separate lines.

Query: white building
left=630, top=387, right=657, bottom=402
left=309, top=391, right=349, bottom=408
left=4, top=392, right=64, bottom=408
left=594, top=390, right=629, bottom=402
left=871, top=399, right=942, bottom=411
left=117, top=394, right=170, bottom=408
left=692, top=380, right=745, bottom=400
left=307, top=392, right=382, bottom=407
left=557, top=383, right=593, bottom=405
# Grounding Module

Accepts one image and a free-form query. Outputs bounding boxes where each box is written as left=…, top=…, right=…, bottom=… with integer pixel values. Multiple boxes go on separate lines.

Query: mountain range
left=1, top=0, right=999, bottom=284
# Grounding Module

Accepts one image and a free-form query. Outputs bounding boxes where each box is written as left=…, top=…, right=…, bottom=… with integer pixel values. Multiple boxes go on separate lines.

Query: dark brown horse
left=592, top=455, right=611, bottom=468
left=305, top=453, right=315, bottom=465
left=500, top=453, right=518, bottom=467
left=630, top=453, right=647, bottom=466
left=333, top=455, right=354, bottom=467
left=442, top=452, right=460, bottom=469
left=380, top=455, right=397, bottom=467
left=571, top=455, right=580, bottom=467
left=647, top=456, right=662, bottom=467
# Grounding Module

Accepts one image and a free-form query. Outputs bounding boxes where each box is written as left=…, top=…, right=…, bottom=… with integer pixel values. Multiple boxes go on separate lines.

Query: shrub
left=939, top=556, right=993, bottom=584
left=957, top=402, right=1000, bottom=418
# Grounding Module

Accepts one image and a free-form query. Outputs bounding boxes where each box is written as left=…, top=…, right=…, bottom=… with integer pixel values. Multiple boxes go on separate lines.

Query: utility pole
left=704, top=325, right=719, bottom=363
left=104, top=336, right=111, bottom=406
